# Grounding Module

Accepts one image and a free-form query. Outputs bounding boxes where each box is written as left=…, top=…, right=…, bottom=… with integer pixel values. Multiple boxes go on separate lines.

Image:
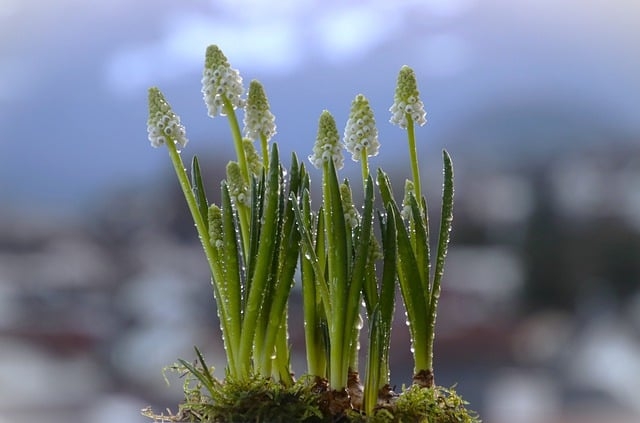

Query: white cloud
left=104, top=13, right=302, bottom=95
left=313, top=6, right=401, bottom=64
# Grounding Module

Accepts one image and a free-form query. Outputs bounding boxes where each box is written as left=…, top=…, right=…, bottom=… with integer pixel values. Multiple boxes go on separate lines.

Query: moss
left=143, top=365, right=479, bottom=423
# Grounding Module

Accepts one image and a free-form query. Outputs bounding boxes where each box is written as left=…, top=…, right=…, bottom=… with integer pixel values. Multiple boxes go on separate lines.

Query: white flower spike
left=201, top=45, right=245, bottom=117
left=344, top=94, right=379, bottom=162
left=244, top=80, right=276, bottom=141
left=389, top=65, right=427, bottom=129
left=309, top=110, right=344, bottom=170
left=147, top=87, right=188, bottom=149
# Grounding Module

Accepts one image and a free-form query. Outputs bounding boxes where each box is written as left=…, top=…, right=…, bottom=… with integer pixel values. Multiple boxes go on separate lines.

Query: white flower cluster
left=244, top=81, right=276, bottom=141
left=400, top=179, right=415, bottom=221
left=244, top=106, right=276, bottom=140
left=344, top=94, right=379, bottom=162
left=243, top=138, right=263, bottom=176
left=208, top=205, right=224, bottom=250
left=389, top=65, right=427, bottom=129
left=201, top=65, right=245, bottom=117
left=389, top=96, right=427, bottom=129
left=147, top=87, right=188, bottom=148
left=309, top=111, right=344, bottom=170
left=226, top=161, right=250, bottom=207
left=340, top=184, right=360, bottom=228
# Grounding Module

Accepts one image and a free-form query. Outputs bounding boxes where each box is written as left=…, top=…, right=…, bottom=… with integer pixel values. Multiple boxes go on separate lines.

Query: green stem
left=323, top=160, right=348, bottom=390
left=164, top=139, right=238, bottom=376
left=406, top=114, right=422, bottom=206
left=360, top=148, right=369, bottom=185
left=238, top=147, right=281, bottom=378
left=260, top=133, right=269, bottom=173
left=223, top=96, right=251, bottom=257
left=223, top=96, right=250, bottom=182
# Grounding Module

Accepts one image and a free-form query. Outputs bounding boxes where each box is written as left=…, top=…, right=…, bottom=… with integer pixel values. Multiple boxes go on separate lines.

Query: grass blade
left=424, top=150, right=455, bottom=373
left=191, top=156, right=209, bottom=230
left=389, top=202, right=429, bottom=373
left=408, top=194, right=431, bottom=303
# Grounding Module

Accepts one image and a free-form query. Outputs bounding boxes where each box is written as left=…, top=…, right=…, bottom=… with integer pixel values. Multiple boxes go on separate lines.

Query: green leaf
left=259, top=163, right=303, bottom=372
left=389, top=202, right=429, bottom=371
left=191, top=156, right=209, bottom=230
left=430, top=150, right=454, bottom=315
left=246, top=175, right=262, bottom=289
left=299, top=190, right=327, bottom=378
left=238, top=143, right=282, bottom=372
left=378, top=207, right=397, bottom=330
left=220, top=183, right=242, bottom=355
left=292, top=194, right=330, bottom=314
left=408, top=193, right=431, bottom=303
left=376, top=168, right=395, bottom=208
left=178, top=346, right=217, bottom=396
left=323, top=158, right=351, bottom=388
left=424, top=150, right=455, bottom=371
left=343, top=175, right=374, bottom=356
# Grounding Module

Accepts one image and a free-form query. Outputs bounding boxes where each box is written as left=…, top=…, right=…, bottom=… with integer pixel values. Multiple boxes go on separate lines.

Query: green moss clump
left=143, top=360, right=479, bottom=423
left=143, top=366, right=324, bottom=422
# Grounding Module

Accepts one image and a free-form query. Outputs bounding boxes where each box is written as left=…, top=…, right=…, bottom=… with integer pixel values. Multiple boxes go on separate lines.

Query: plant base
left=142, top=373, right=479, bottom=422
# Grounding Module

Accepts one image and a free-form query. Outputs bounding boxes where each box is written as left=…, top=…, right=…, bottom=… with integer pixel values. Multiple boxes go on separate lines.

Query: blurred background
left=2, top=0, right=640, bottom=422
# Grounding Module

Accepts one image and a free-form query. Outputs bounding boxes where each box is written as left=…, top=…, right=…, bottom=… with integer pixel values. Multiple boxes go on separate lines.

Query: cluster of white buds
left=344, top=94, right=379, bottom=162
left=147, top=87, right=188, bottom=148
left=309, top=110, right=344, bottom=170
left=389, top=65, right=427, bottom=129
left=208, top=204, right=224, bottom=250
left=340, top=183, right=360, bottom=228
left=201, top=45, right=245, bottom=117
left=243, top=138, right=263, bottom=176
left=400, top=179, right=415, bottom=221
left=244, top=80, right=276, bottom=141
left=226, top=161, right=250, bottom=207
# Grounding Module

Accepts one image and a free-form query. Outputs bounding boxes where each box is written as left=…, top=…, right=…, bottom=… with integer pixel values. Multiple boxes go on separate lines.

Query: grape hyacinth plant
left=142, top=45, right=479, bottom=422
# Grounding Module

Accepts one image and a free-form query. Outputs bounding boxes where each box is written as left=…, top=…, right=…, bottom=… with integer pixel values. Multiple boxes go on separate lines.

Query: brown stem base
left=377, top=383, right=397, bottom=407
left=412, top=368, right=435, bottom=388
left=347, top=370, right=364, bottom=410
left=313, top=376, right=352, bottom=417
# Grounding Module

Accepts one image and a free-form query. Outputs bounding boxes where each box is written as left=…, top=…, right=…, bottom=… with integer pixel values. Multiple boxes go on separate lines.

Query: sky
left=1, top=0, right=639, bottom=216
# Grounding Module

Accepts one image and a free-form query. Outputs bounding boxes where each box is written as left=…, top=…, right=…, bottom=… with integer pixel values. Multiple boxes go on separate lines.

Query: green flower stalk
left=390, top=65, right=427, bottom=204
left=201, top=45, right=249, bottom=183
left=201, top=45, right=251, bottom=256
left=244, top=80, right=276, bottom=171
left=344, top=94, right=379, bottom=183
left=147, top=87, right=238, bottom=376
left=309, top=111, right=350, bottom=391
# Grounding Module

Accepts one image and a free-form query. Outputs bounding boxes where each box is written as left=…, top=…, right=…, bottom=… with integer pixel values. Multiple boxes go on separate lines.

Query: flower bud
left=344, top=94, right=379, bottom=162
left=226, top=161, right=250, bottom=207
left=244, top=80, right=276, bottom=141
left=201, top=45, right=245, bottom=117
left=309, top=110, right=344, bottom=170
left=147, top=87, right=189, bottom=149
left=389, top=66, right=427, bottom=129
